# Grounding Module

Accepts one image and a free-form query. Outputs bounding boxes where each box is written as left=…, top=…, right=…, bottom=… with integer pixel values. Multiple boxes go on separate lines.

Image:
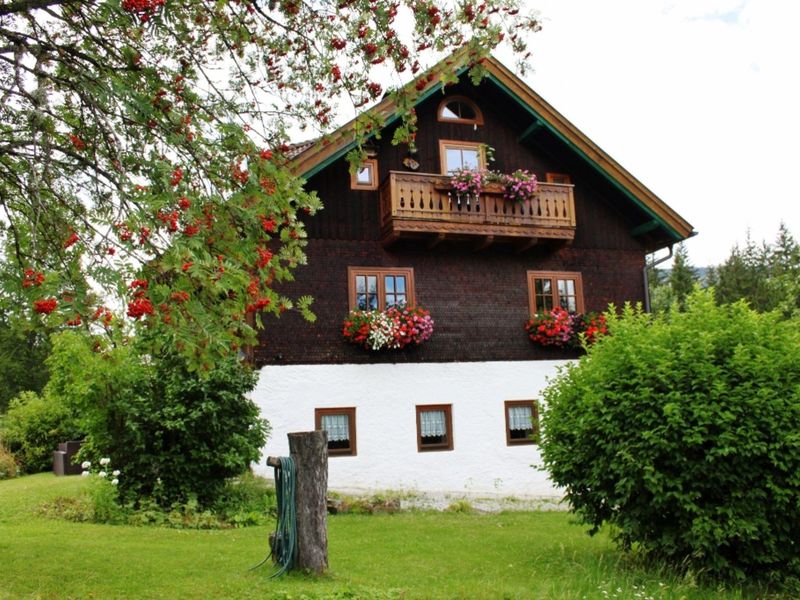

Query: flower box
left=343, top=305, right=434, bottom=350
left=524, top=307, right=607, bottom=348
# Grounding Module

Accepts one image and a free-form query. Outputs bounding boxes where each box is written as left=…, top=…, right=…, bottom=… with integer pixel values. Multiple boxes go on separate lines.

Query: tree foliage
left=0, top=0, right=540, bottom=368
left=539, top=291, right=800, bottom=584
left=667, top=241, right=697, bottom=311
left=714, top=224, right=800, bottom=316
left=0, top=312, right=50, bottom=412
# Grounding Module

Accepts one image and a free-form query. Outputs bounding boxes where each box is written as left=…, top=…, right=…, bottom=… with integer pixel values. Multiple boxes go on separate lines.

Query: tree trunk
left=287, top=430, right=328, bottom=574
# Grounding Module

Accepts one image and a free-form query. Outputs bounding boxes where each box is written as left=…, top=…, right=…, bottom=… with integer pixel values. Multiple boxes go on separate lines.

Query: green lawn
left=0, top=474, right=786, bottom=599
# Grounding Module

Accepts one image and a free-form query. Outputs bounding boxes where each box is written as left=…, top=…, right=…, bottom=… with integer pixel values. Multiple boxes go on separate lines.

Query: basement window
left=315, top=407, right=357, bottom=456
left=505, top=400, right=539, bottom=445
left=416, top=404, right=453, bottom=452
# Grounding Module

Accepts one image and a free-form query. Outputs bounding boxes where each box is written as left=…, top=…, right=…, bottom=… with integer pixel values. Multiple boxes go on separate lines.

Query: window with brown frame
left=437, top=96, right=484, bottom=126
left=439, top=140, right=485, bottom=174
left=347, top=267, right=415, bottom=311
left=545, top=172, right=572, bottom=185
left=505, top=400, right=539, bottom=445
left=350, top=159, right=379, bottom=190
left=315, top=407, right=357, bottom=456
left=416, top=404, right=453, bottom=451
left=527, top=271, right=585, bottom=314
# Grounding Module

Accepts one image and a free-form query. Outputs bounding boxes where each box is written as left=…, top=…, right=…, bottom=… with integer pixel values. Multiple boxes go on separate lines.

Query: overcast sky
left=493, top=0, right=800, bottom=266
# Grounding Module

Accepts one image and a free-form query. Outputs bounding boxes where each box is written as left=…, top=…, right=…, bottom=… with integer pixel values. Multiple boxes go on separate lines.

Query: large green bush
left=540, top=291, right=800, bottom=583
left=80, top=350, right=269, bottom=509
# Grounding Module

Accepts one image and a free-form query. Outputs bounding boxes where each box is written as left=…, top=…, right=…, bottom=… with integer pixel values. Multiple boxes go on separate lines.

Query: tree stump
left=288, top=430, right=328, bottom=574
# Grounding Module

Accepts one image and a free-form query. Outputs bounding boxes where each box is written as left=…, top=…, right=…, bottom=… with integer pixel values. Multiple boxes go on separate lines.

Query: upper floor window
left=347, top=267, right=415, bottom=311
left=315, top=407, right=357, bottom=456
left=437, top=96, right=484, bottom=126
left=439, top=140, right=485, bottom=174
left=350, top=159, right=379, bottom=190
left=527, top=271, right=584, bottom=314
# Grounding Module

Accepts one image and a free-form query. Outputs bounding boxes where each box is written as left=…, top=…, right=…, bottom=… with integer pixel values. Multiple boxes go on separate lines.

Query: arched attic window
left=437, top=96, right=484, bottom=126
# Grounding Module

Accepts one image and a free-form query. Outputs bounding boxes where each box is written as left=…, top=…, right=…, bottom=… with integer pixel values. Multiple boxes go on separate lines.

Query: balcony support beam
left=381, top=231, right=400, bottom=249
left=426, top=232, right=446, bottom=250
left=514, top=237, right=539, bottom=254
left=473, top=235, right=494, bottom=252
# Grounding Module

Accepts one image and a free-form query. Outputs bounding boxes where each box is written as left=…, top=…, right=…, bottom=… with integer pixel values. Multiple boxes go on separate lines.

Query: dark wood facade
left=254, top=79, right=659, bottom=367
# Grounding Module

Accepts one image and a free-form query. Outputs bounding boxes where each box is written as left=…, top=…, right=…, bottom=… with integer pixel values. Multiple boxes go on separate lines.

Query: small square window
left=315, top=407, right=357, bottom=456
left=416, top=404, right=453, bottom=452
left=350, top=159, right=378, bottom=190
left=505, top=400, right=539, bottom=445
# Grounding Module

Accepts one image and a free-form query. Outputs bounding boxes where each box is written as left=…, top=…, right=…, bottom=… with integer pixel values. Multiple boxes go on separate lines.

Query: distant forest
left=648, top=223, right=799, bottom=316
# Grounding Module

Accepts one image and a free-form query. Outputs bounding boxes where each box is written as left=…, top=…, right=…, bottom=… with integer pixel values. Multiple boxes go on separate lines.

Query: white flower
left=81, top=471, right=90, bottom=477
left=112, top=470, right=120, bottom=477
left=99, top=457, right=111, bottom=466
left=111, top=479, right=119, bottom=486
left=81, top=461, right=91, bottom=469
left=98, top=471, right=107, bottom=478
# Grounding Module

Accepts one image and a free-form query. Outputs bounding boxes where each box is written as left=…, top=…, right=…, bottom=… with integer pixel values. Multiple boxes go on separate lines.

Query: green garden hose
left=252, top=456, right=297, bottom=578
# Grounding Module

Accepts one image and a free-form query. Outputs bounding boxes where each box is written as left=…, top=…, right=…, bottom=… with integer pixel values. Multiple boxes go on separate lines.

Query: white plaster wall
left=251, top=360, right=571, bottom=499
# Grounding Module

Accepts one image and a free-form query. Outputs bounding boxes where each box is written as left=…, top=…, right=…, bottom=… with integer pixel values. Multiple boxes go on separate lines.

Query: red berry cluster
left=127, top=297, right=154, bottom=319
left=92, top=306, right=114, bottom=326
left=22, top=268, right=44, bottom=288
left=121, top=0, right=164, bottom=21
left=63, top=231, right=79, bottom=248
left=255, top=247, right=273, bottom=269
left=34, top=298, right=58, bottom=315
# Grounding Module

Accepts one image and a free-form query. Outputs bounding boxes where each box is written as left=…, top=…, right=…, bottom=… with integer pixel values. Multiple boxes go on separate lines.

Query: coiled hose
left=251, top=456, right=296, bottom=578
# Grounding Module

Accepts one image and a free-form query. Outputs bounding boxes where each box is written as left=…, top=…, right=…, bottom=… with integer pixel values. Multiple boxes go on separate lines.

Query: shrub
left=1, top=391, right=82, bottom=472
left=0, top=442, right=19, bottom=479
left=82, top=351, right=269, bottom=509
left=539, top=291, right=800, bottom=583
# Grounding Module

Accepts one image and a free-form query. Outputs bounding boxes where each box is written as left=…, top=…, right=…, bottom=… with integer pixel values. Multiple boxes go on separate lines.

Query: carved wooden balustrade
left=379, top=171, right=575, bottom=248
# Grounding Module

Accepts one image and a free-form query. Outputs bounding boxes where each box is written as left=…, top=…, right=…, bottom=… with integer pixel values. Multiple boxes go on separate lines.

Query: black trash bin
left=53, top=440, right=83, bottom=476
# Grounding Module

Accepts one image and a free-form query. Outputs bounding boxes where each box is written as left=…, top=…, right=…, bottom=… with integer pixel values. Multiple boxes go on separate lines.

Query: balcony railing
left=379, top=171, right=575, bottom=247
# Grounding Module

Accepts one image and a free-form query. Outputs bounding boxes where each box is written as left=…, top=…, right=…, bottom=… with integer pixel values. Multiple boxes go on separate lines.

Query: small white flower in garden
left=100, top=457, right=111, bottom=466
left=111, top=479, right=119, bottom=486
left=112, top=470, right=120, bottom=477
left=81, top=471, right=90, bottom=477
left=81, top=461, right=91, bottom=469
left=98, top=471, right=107, bottom=478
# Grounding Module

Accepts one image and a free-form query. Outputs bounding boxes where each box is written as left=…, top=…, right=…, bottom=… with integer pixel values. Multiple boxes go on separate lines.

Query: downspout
left=643, top=245, right=673, bottom=313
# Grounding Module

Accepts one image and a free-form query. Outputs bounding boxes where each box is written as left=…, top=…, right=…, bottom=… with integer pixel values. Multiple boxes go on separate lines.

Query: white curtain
left=508, top=405, right=533, bottom=431
left=321, top=414, right=350, bottom=442
left=420, top=410, right=446, bottom=437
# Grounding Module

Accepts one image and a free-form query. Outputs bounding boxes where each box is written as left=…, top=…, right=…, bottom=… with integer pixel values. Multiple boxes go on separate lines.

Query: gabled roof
left=289, top=50, right=695, bottom=248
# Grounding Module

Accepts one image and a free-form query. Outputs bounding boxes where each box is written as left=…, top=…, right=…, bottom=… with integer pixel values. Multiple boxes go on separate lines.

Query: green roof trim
left=486, top=74, right=683, bottom=242
left=630, top=219, right=660, bottom=236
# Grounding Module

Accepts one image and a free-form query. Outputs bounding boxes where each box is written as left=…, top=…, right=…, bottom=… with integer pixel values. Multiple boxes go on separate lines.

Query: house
left=250, top=51, right=694, bottom=499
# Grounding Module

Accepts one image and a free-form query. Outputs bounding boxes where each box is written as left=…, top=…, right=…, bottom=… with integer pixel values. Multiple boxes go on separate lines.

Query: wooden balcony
left=379, top=171, right=576, bottom=250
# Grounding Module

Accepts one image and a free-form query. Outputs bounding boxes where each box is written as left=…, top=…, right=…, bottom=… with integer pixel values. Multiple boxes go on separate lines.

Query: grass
left=0, top=474, right=789, bottom=600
